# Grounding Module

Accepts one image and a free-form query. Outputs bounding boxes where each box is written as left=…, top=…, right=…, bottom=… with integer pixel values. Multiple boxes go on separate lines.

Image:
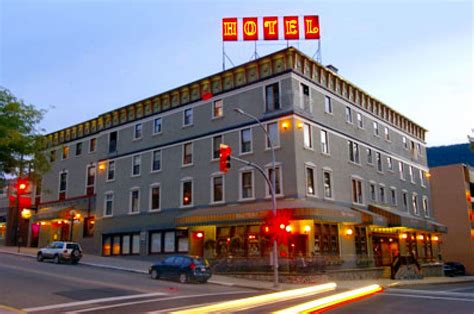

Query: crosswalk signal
left=219, top=144, right=232, bottom=173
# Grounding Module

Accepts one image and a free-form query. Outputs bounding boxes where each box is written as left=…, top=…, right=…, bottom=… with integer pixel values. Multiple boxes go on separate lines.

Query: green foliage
left=0, top=88, right=49, bottom=182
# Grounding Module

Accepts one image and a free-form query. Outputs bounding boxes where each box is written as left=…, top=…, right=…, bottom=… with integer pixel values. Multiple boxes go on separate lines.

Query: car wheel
left=53, top=255, right=60, bottom=264
left=150, top=270, right=160, bottom=280
left=37, top=253, right=44, bottom=262
left=179, top=272, right=188, bottom=284
left=198, top=279, right=208, bottom=284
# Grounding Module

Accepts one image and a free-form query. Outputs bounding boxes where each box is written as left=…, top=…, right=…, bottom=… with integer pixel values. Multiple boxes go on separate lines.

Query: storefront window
left=132, top=234, right=140, bottom=254
left=102, top=233, right=140, bottom=256
left=313, top=223, right=339, bottom=256
left=150, top=232, right=162, bottom=253
left=103, top=237, right=111, bottom=256
left=164, top=231, right=175, bottom=252
left=122, top=235, right=130, bottom=255
left=112, top=236, right=121, bottom=255
left=355, top=227, right=367, bottom=256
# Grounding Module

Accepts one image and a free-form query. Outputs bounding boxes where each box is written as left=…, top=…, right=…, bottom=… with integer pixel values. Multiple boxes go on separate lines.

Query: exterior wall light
left=297, top=121, right=304, bottom=129
left=281, top=121, right=290, bottom=130
left=98, top=162, right=107, bottom=172
left=418, top=235, right=424, bottom=240
left=304, top=225, right=311, bottom=233
left=433, top=235, right=439, bottom=241
left=400, top=233, right=408, bottom=239
left=345, top=228, right=353, bottom=236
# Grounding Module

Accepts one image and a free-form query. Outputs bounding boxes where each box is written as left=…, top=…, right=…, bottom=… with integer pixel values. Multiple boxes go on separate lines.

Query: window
left=182, top=180, right=193, bottom=206
left=50, top=150, right=56, bottom=162
left=150, top=185, right=161, bottom=211
left=153, top=118, right=162, bottom=134
left=420, top=169, right=425, bottom=187
left=403, top=136, right=408, bottom=149
left=324, top=96, right=332, bottom=114
left=208, top=98, right=223, bottom=118
left=240, top=128, right=252, bottom=154
left=59, top=172, right=67, bottom=192
left=352, top=178, right=363, bottom=204
left=151, top=150, right=161, bottom=172
left=356, top=112, right=363, bottom=128
left=384, top=127, right=390, bottom=141
left=345, top=106, right=353, bottom=123
left=391, top=188, right=397, bottom=206
left=183, top=143, right=193, bottom=165
left=379, top=186, right=386, bottom=203
left=212, top=135, right=222, bottom=160
left=367, top=148, right=373, bottom=164
left=387, top=157, right=393, bottom=171
left=62, top=146, right=69, bottom=159
left=320, top=130, right=329, bottom=154
left=422, top=196, right=429, bottom=216
left=373, top=121, right=379, bottom=136
left=266, top=122, right=279, bottom=149
left=240, top=171, right=254, bottom=200
left=409, top=166, right=414, bottom=183
left=89, top=138, right=97, bottom=153
left=150, top=232, right=162, bottom=254
left=412, top=194, right=419, bottom=215
left=300, top=83, right=310, bottom=111
left=212, top=176, right=224, bottom=203
left=355, top=226, right=368, bottom=256
left=130, top=189, right=140, bottom=213
left=313, top=223, right=339, bottom=256
left=86, top=165, right=96, bottom=188
left=75, top=142, right=82, bottom=156
left=134, top=123, right=143, bottom=139
left=183, top=108, right=193, bottom=126
left=376, top=152, right=383, bottom=172
left=323, top=171, right=333, bottom=199
left=348, top=141, right=360, bottom=164
left=369, top=183, right=377, bottom=202
left=399, top=162, right=405, bottom=180
left=104, top=193, right=114, bottom=216
left=109, top=131, right=118, bottom=153
left=303, top=123, right=312, bottom=149
left=306, top=167, right=316, bottom=196
left=402, top=191, right=408, bottom=210
left=107, top=161, right=115, bottom=181
left=265, top=83, right=280, bottom=111
left=417, top=143, right=422, bottom=156
left=267, top=166, right=282, bottom=196
left=132, top=155, right=141, bottom=176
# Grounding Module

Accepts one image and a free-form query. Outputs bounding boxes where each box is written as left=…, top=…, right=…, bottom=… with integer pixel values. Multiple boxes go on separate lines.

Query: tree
left=0, top=88, right=49, bottom=183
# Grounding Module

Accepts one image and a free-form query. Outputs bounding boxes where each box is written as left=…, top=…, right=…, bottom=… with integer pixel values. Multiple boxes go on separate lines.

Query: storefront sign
left=222, top=15, right=320, bottom=41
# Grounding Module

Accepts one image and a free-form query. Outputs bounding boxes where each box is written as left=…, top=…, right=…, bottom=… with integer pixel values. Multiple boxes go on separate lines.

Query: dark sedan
left=444, top=262, right=466, bottom=277
left=149, top=255, right=212, bottom=283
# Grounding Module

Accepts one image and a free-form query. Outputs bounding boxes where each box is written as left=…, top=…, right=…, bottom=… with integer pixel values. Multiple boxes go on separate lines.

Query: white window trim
left=84, top=163, right=97, bottom=193
left=412, top=193, right=419, bottom=216
left=150, top=149, right=162, bottom=173
left=131, top=154, right=142, bottom=177
left=263, top=81, right=282, bottom=113
left=351, top=176, right=365, bottom=205
left=345, top=106, right=353, bottom=124
left=300, top=82, right=312, bottom=112
left=153, top=117, right=163, bottom=135
left=399, top=162, right=406, bottom=181
left=305, top=163, right=317, bottom=198
left=108, top=131, right=119, bottom=152
left=402, top=189, right=409, bottom=211
left=210, top=174, right=225, bottom=205
left=422, top=195, right=429, bottom=217
left=183, top=108, right=193, bottom=127
left=265, top=122, right=280, bottom=150
left=58, top=170, right=68, bottom=198
left=182, top=142, right=194, bottom=167
left=61, top=145, right=69, bottom=160
left=239, top=128, right=253, bottom=155
left=379, top=184, right=386, bottom=204
left=103, top=191, right=114, bottom=217
left=89, top=138, right=97, bottom=153
left=387, top=157, right=394, bottom=172
left=384, top=127, right=391, bottom=142
left=420, top=169, right=426, bottom=187
left=149, top=183, right=161, bottom=212
left=75, top=142, right=83, bottom=157
left=390, top=186, right=398, bottom=206
left=409, top=165, right=416, bottom=184
left=376, top=152, right=383, bottom=173
left=180, top=177, right=194, bottom=208
left=320, top=130, right=330, bottom=155
left=303, top=123, right=313, bottom=150
left=239, top=167, right=255, bottom=201
left=212, top=99, right=224, bottom=120
left=106, top=160, right=116, bottom=182
left=264, top=163, right=284, bottom=198
left=373, top=122, right=379, bottom=137
left=211, top=135, right=223, bottom=161
left=356, top=112, right=364, bottom=129
left=324, top=95, right=333, bottom=115
left=129, top=187, right=140, bottom=215
left=133, top=123, right=143, bottom=140
left=369, top=180, right=377, bottom=202
left=322, top=167, right=334, bottom=200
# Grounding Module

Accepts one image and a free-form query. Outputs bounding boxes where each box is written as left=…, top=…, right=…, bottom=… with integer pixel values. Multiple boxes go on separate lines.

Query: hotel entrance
left=372, top=233, right=399, bottom=266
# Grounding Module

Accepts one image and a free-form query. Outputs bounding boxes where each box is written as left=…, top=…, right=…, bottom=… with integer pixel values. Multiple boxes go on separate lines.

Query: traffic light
left=219, top=144, right=232, bottom=173
left=17, top=179, right=29, bottom=195
left=262, top=212, right=292, bottom=244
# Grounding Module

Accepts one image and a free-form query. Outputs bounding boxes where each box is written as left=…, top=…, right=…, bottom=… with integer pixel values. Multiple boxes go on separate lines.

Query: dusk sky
left=1, top=0, right=472, bottom=146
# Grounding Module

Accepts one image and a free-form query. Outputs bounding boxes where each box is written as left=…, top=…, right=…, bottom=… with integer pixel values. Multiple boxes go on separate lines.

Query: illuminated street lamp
left=69, top=210, right=81, bottom=241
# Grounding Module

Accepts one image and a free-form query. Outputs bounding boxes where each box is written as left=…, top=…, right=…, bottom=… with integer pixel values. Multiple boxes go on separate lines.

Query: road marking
left=66, top=291, right=254, bottom=314
left=147, top=302, right=219, bottom=314
left=384, top=293, right=474, bottom=302
left=387, top=288, right=474, bottom=298
left=22, top=292, right=168, bottom=312
left=446, top=286, right=474, bottom=293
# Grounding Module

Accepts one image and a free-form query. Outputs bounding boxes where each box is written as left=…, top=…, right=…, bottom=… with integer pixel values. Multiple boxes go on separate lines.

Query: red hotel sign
left=222, top=16, right=320, bottom=41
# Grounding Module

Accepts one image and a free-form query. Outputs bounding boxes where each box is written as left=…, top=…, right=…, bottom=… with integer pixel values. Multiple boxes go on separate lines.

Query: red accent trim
left=38, top=194, right=95, bottom=206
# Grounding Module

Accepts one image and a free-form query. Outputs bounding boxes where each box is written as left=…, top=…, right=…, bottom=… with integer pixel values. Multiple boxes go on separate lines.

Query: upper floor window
left=265, top=83, right=280, bottom=112
left=182, top=180, right=193, bottom=206
left=130, top=189, right=140, bottom=213
left=266, top=122, right=279, bottom=149
left=300, top=83, right=310, bottom=111
left=240, top=128, right=252, bottom=154
left=267, top=166, right=282, bottom=196
left=409, top=166, right=415, bottom=183
left=352, top=178, right=364, bottom=204
left=211, top=175, right=224, bottom=203
left=420, top=169, right=426, bottom=187
left=183, top=143, right=193, bottom=165
left=402, top=136, right=408, bottom=149
left=183, top=108, right=193, bottom=126
left=306, top=166, right=316, bottom=196
left=89, top=138, right=97, bottom=153
left=323, top=170, right=333, bottom=199
left=345, top=106, right=353, bottom=124
left=240, top=171, right=254, bottom=200
left=104, top=193, right=114, bottom=216
left=399, top=162, right=405, bottom=180
left=75, top=142, right=82, bottom=156
left=86, top=165, right=96, bottom=188
left=321, top=130, right=329, bottom=154
left=376, top=152, right=383, bottom=172
left=367, top=148, right=373, bottom=164
left=324, top=96, right=332, bottom=114
left=373, top=121, right=379, bottom=137
left=59, top=172, right=68, bottom=193
left=150, top=184, right=161, bottom=211
left=213, top=100, right=223, bottom=118
left=132, top=155, right=141, bottom=176
left=62, top=146, right=69, bottom=160
left=402, top=191, right=408, bottom=210
left=412, top=194, right=419, bottom=215
left=109, top=131, right=118, bottom=153
left=348, top=141, right=360, bottom=164
left=50, top=150, right=56, bottom=162
left=379, top=185, right=386, bottom=204
left=134, top=123, right=143, bottom=139
left=152, top=150, right=161, bottom=172
left=356, top=112, right=363, bottom=128
left=391, top=188, right=397, bottom=206
left=107, top=161, right=115, bottom=181
left=387, top=157, right=393, bottom=171
left=416, top=143, right=422, bottom=156
left=384, top=127, right=390, bottom=141
left=153, top=118, right=162, bottom=134
left=212, top=135, right=222, bottom=160
left=369, top=183, right=376, bottom=202
left=422, top=196, right=429, bottom=216
left=303, top=123, right=312, bottom=149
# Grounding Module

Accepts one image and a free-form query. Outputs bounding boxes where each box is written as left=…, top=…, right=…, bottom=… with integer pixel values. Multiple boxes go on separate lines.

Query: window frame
left=303, top=123, right=313, bottom=149
left=181, top=178, right=194, bottom=207
left=151, top=149, right=162, bottom=173
left=239, top=168, right=255, bottom=201
left=356, top=112, right=364, bottom=128
left=305, top=164, right=317, bottom=197
left=103, top=191, right=114, bottom=217
left=129, top=188, right=140, bottom=214
left=324, top=95, right=333, bottom=114
left=210, top=174, right=225, bottom=204
left=183, top=108, right=193, bottom=127
left=320, top=130, right=329, bottom=155
left=149, top=183, right=161, bottom=212
left=322, top=168, right=334, bottom=200
left=239, top=128, right=253, bottom=155
left=107, top=160, right=116, bottom=182
left=212, top=99, right=224, bottom=119
left=351, top=177, right=364, bottom=205
left=300, top=83, right=311, bottom=112
left=108, top=131, right=118, bottom=153
left=133, top=123, right=143, bottom=140
left=131, top=154, right=141, bottom=177
left=266, top=122, right=280, bottom=150
left=265, top=164, right=283, bottom=198
left=58, top=170, right=68, bottom=196
left=153, top=117, right=163, bottom=135
left=182, top=142, right=193, bottom=166
left=265, top=82, right=281, bottom=112
left=212, top=135, right=223, bottom=161
left=89, top=138, right=97, bottom=153
left=345, top=106, right=353, bottom=124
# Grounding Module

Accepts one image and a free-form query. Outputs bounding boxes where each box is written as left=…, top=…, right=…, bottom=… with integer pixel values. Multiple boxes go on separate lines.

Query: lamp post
left=234, top=108, right=279, bottom=289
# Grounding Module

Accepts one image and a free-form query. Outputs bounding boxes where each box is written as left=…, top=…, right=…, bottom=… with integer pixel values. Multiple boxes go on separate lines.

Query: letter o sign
left=243, top=17, right=258, bottom=41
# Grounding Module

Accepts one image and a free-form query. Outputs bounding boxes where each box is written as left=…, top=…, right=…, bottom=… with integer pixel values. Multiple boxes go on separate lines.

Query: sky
left=0, top=0, right=472, bottom=146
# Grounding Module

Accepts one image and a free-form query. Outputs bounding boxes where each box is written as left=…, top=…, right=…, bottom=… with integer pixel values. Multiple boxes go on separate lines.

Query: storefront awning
left=176, top=199, right=361, bottom=227
left=352, top=207, right=388, bottom=227
left=34, top=197, right=94, bottom=221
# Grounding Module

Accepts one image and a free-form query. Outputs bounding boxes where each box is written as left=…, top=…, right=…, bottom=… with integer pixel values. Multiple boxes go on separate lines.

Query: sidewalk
left=1, top=246, right=474, bottom=291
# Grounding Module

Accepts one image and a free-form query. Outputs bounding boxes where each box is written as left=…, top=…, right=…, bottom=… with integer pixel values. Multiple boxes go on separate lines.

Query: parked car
left=443, top=262, right=466, bottom=277
left=37, top=241, right=82, bottom=264
left=149, top=255, right=212, bottom=283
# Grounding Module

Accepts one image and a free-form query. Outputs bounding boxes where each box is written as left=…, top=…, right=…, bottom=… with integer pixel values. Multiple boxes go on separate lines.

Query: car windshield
left=66, top=244, right=80, bottom=250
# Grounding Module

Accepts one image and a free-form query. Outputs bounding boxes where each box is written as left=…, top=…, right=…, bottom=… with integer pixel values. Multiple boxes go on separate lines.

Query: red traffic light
left=16, top=179, right=29, bottom=194
left=219, top=144, right=232, bottom=173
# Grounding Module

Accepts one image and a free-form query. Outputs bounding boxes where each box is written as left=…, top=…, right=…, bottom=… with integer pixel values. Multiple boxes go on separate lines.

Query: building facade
left=28, top=47, right=444, bottom=270
left=430, top=164, right=474, bottom=274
